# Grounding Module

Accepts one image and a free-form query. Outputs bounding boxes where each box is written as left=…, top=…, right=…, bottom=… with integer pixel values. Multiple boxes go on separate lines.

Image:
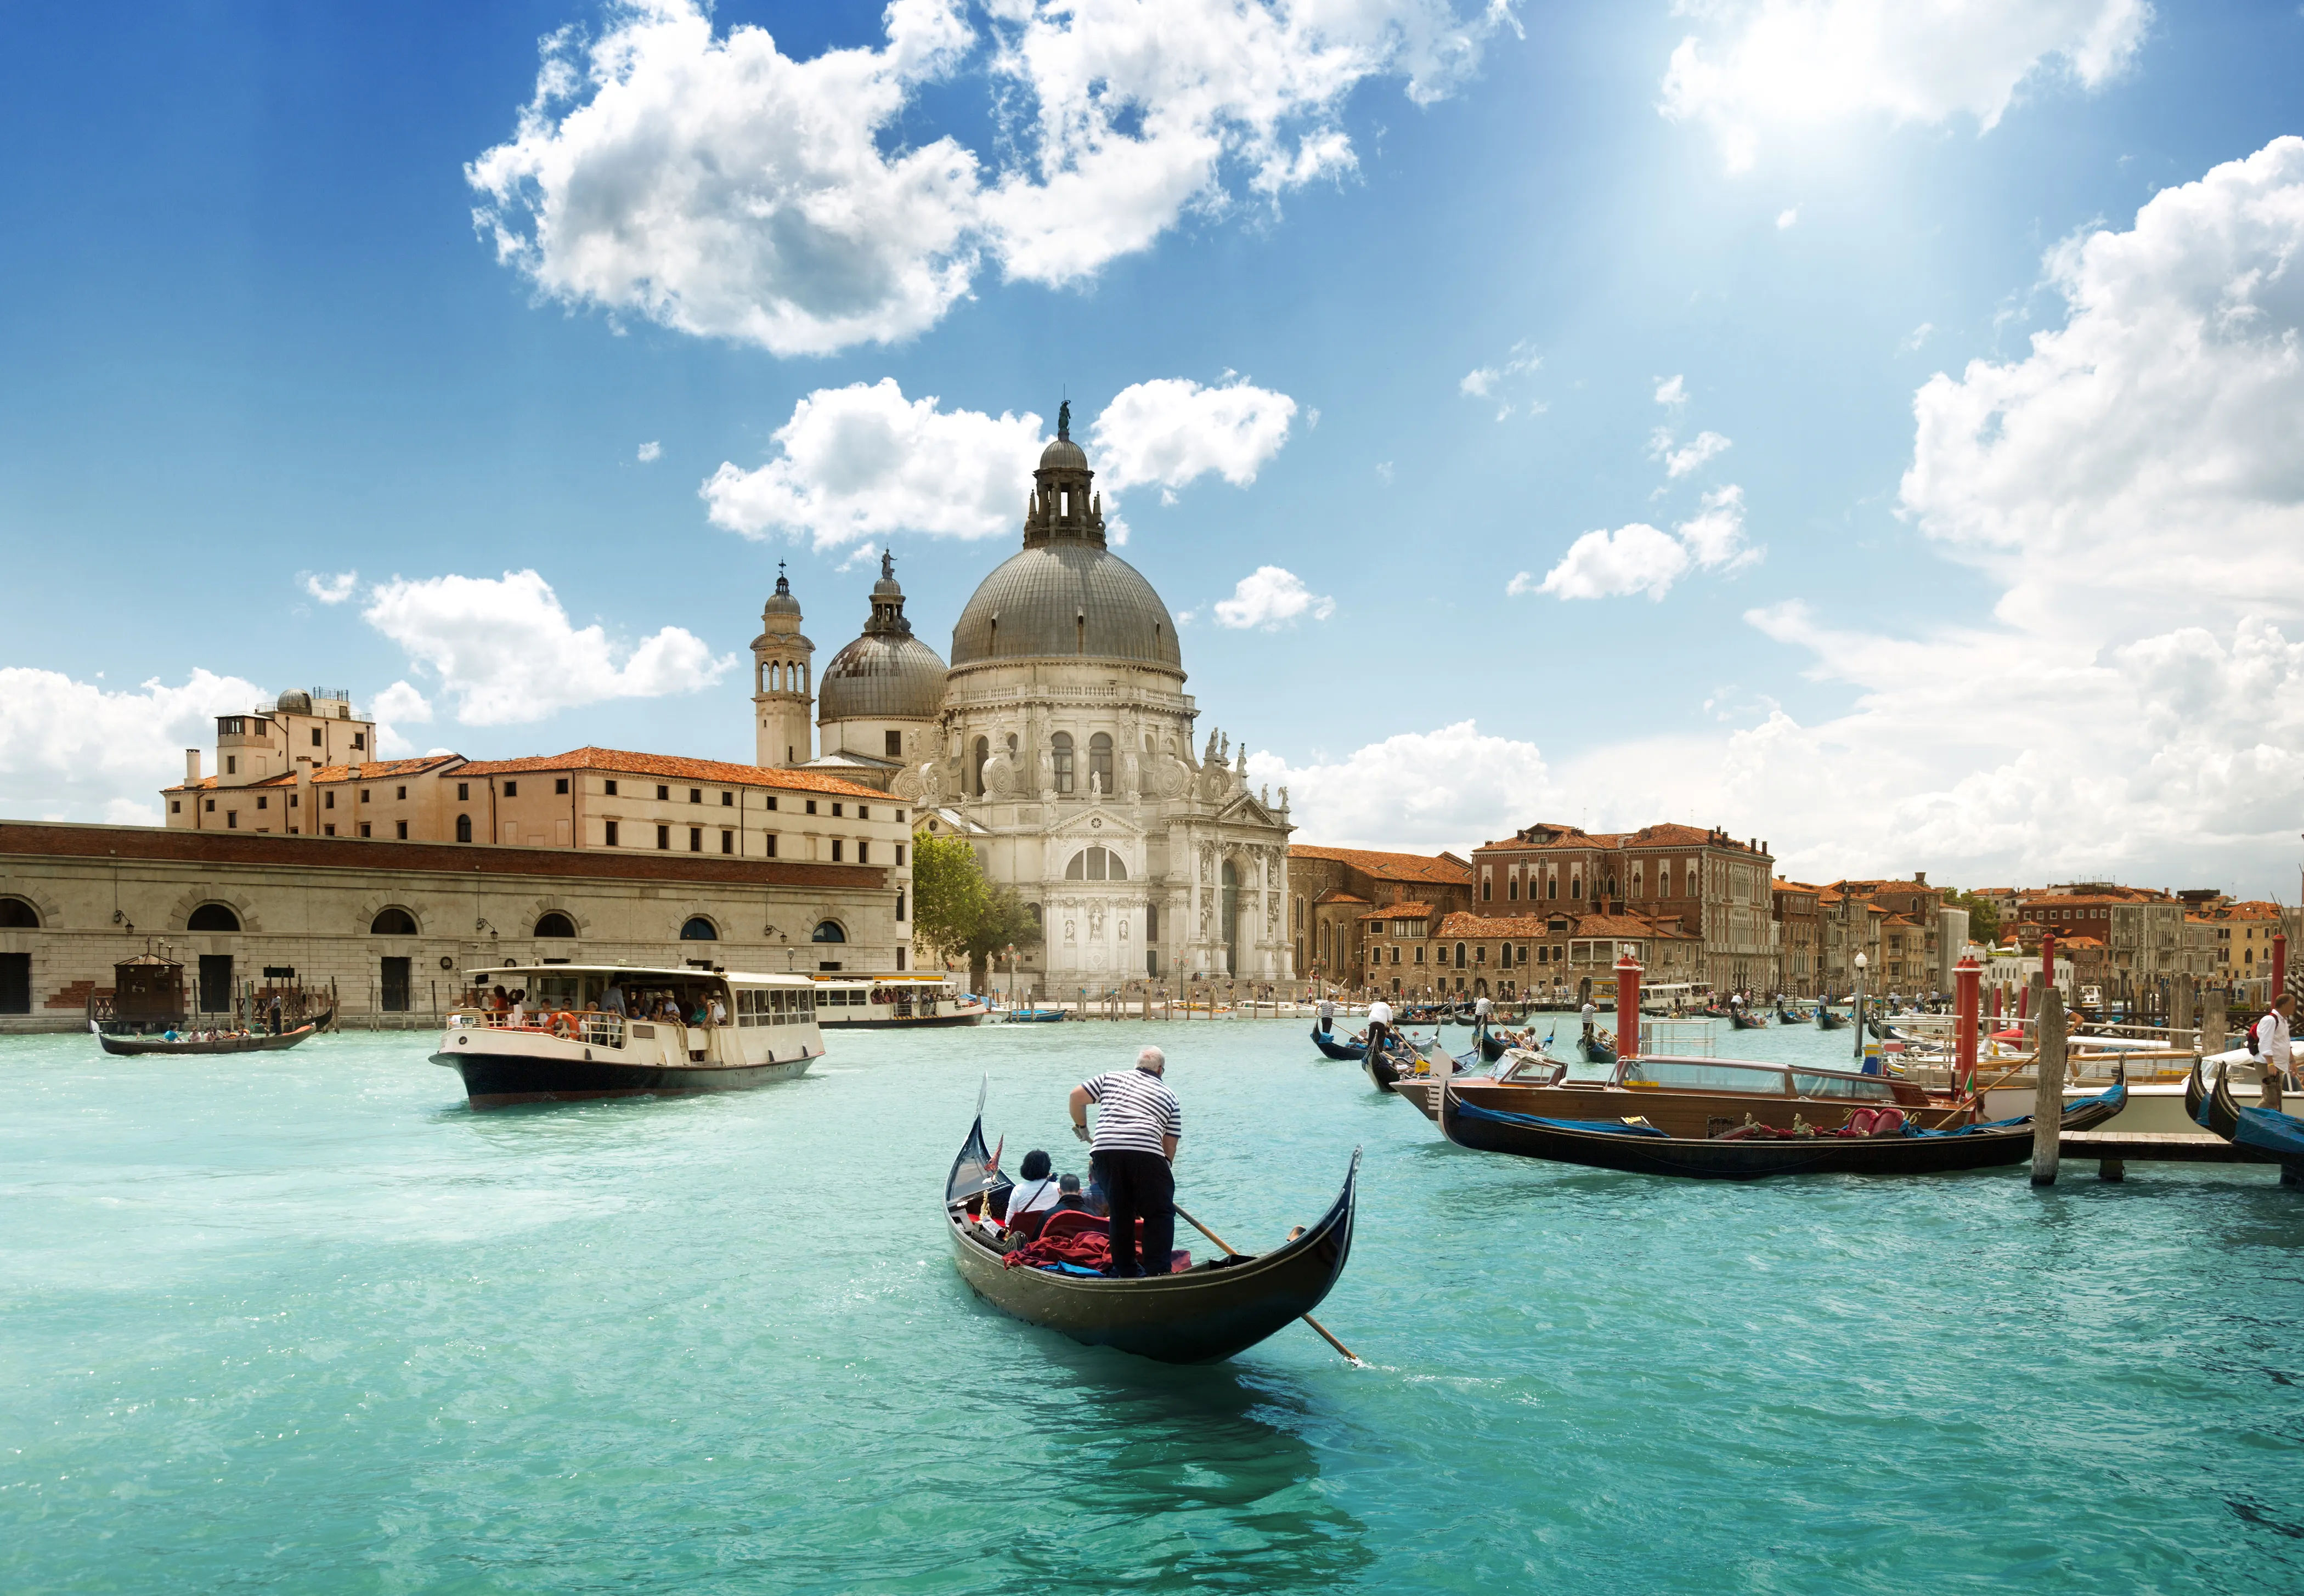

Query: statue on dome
left=1057, top=399, right=1071, bottom=442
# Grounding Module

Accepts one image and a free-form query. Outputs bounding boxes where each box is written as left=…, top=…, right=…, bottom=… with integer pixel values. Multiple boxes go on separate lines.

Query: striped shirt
left=1081, top=1067, right=1183, bottom=1158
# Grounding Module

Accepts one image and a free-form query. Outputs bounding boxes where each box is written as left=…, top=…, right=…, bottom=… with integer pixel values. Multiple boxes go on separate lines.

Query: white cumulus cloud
left=470, top=0, right=1512, bottom=355
left=0, top=667, right=266, bottom=822
left=1247, top=721, right=1555, bottom=854
left=1654, top=428, right=1732, bottom=478
left=370, top=680, right=434, bottom=757
left=636, top=440, right=662, bottom=463
left=1526, top=485, right=1755, bottom=601
left=362, top=570, right=734, bottom=726
left=303, top=571, right=358, bottom=604
left=704, top=375, right=1296, bottom=550
left=1654, top=373, right=1687, bottom=406
left=1211, top=566, right=1335, bottom=630
left=1662, top=0, right=2151, bottom=172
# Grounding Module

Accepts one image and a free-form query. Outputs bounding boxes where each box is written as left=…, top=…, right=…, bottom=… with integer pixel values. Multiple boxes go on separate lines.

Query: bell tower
left=752, top=563, right=814, bottom=768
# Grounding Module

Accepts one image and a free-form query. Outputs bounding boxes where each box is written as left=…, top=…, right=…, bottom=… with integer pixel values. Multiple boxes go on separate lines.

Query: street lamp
left=1853, top=951, right=1869, bottom=1063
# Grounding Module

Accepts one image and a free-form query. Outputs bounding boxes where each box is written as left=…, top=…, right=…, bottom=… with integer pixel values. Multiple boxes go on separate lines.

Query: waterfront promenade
left=3, top=1023, right=2298, bottom=1593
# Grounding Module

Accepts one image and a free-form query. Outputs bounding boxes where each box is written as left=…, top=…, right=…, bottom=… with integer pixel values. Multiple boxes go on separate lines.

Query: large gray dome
left=950, top=543, right=1183, bottom=671
left=818, top=551, right=948, bottom=722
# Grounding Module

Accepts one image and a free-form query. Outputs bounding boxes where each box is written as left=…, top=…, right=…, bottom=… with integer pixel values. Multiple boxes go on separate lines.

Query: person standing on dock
left=2250, top=992, right=2295, bottom=1090
left=1069, top=1047, right=1183, bottom=1278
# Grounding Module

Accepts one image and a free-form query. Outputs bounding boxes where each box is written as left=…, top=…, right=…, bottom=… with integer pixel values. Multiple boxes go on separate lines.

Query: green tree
left=910, top=833, right=1043, bottom=991
left=1949, top=890, right=2002, bottom=946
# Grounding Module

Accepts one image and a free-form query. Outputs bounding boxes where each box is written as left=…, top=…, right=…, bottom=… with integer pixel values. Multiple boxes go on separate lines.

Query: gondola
left=1437, top=1076, right=2127, bottom=1180
left=943, top=1088, right=1359, bottom=1364
left=92, top=1020, right=325, bottom=1056
left=1311, top=1023, right=1366, bottom=1062
left=1578, top=1032, right=1616, bottom=1065
left=1815, top=1007, right=1848, bottom=1031
left=1477, top=1026, right=1508, bottom=1064
left=1363, top=1034, right=1410, bottom=1091
left=1729, top=1009, right=1767, bottom=1030
left=2194, top=1060, right=2304, bottom=1169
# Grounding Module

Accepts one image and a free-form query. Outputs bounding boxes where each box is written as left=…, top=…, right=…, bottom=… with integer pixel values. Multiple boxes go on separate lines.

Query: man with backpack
left=2248, top=991, right=2295, bottom=1094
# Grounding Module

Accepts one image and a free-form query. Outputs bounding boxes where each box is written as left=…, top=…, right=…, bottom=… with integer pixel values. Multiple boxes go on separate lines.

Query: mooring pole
left=1614, top=947, right=1642, bottom=1061
left=1953, top=952, right=1980, bottom=1096
left=2031, top=984, right=2066, bottom=1186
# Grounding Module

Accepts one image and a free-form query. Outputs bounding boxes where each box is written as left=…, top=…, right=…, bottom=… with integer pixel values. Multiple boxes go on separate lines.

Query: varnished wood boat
left=944, top=1089, right=1358, bottom=1364
left=1438, top=1075, right=2127, bottom=1179
left=92, top=1020, right=325, bottom=1056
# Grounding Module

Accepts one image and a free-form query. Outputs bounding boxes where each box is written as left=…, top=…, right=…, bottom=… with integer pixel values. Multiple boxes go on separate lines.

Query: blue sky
left=4, top=1, right=2303, bottom=895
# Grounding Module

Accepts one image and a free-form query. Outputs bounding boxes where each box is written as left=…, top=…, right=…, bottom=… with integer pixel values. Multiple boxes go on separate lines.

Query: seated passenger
left=1048, top=1172, right=1092, bottom=1215
left=1004, top=1151, right=1062, bottom=1237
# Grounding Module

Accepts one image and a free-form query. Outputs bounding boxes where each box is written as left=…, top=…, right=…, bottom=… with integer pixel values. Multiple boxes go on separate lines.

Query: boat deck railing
left=447, top=1009, right=628, bottom=1050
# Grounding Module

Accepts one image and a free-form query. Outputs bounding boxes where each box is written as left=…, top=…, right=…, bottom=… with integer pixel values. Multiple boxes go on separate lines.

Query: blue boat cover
left=1453, top=1098, right=1671, bottom=1138
left=2233, top=1103, right=2304, bottom=1161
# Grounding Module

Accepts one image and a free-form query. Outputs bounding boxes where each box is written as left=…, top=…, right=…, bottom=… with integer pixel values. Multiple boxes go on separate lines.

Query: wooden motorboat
left=944, top=1090, right=1358, bottom=1364
left=1311, top=1024, right=1366, bottom=1061
left=1421, top=1051, right=1947, bottom=1138
left=1438, top=1075, right=2127, bottom=1180
left=93, top=1020, right=324, bottom=1057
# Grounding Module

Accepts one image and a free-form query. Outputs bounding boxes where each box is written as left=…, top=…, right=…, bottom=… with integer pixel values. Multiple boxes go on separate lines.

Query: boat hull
left=818, top=1012, right=985, bottom=1028
left=947, top=1157, right=1358, bottom=1365
left=95, top=1023, right=321, bottom=1057
left=432, top=1047, right=813, bottom=1108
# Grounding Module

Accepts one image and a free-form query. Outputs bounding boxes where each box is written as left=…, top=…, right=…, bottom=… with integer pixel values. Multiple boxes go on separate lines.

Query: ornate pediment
left=1213, top=793, right=1280, bottom=830
left=1049, top=805, right=1147, bottom=840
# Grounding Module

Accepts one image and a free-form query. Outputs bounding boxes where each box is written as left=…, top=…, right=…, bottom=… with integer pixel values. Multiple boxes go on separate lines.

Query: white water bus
left=812, top=974, right=987, bottom=1028
left=433, top=963, right=825, bottom=1108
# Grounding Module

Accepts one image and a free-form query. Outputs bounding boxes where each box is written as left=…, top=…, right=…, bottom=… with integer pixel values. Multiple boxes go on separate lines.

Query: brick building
left=1287, top=845, right=1475, bottom=987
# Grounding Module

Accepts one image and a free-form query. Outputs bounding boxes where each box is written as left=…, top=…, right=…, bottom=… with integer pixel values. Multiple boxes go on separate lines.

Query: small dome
left=1039, top=436, right=1088, bottom=472
left=274, top=690, right=312, bottom=714
left=950, top=543, right=1183, bottom=671
left=762, top=563, right=802, bottom=622
left=820, top=632, right=948, bottom=722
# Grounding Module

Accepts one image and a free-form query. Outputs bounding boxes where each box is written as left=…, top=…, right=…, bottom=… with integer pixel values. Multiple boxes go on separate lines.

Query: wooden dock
left=2058, top=1131, right=2294, bottom=1182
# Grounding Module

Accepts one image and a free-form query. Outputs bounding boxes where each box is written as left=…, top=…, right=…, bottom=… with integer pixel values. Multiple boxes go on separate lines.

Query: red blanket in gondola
left=1002, top=1231, right=1111, bottom=1271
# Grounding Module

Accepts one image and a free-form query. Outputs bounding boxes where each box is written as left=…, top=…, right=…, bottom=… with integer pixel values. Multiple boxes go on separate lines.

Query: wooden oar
left=1172, top=1202, right=1360, bottom=1366
left=1923, top=1055, right=2041, bottom=1130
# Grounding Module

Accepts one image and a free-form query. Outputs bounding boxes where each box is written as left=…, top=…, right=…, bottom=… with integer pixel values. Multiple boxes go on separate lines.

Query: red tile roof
left=1314, top=890, right=1369, bottom=905
left=163, top=755, right=462, bottom=793
left=456, top=747, right=889, bottom=800
left=1358, top=901, right=1439, bottom=921
left=1290, top=845, right=1473, bottom=885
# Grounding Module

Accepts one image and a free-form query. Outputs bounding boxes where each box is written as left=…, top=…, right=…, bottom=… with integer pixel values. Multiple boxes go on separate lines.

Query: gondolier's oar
left=1171, top=1203, right=1360, bottom=1366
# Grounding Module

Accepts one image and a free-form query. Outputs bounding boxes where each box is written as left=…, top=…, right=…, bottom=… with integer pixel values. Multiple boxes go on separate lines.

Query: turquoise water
left=3, top=1018, right=2300, bottom=1594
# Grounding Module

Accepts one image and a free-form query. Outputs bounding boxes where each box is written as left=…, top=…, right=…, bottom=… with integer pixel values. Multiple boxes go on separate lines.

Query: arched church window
left=1063, top=846, right=1127, bottom=882
left=1051, top=733, right=1075, bottom=795
left=1088, top=733, right=1113, bottom=795
left=973, top=737, right=990, bottom=797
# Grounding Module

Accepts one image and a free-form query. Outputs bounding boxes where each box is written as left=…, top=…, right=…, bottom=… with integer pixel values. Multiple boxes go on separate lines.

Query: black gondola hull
left=1311, top=1026, right=1366, bottom=1061
left=946, top=1154, right=1359, bottom=1364
left=1438, top=1080, right=2125, bottom=1180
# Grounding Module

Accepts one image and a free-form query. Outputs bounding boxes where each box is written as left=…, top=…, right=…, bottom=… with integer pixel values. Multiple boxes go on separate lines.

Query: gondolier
left=1069, top=1047, right=1183, bottom=1278
left=1366, top=995, right=1394, bottom=1055
left=1317, top=994, right=1337, bottom=1032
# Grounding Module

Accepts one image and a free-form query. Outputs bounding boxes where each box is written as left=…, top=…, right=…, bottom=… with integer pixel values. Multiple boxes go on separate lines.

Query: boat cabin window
left=1620, top=1059, right=1787, bottom=1095
left=1788, top=1071, right=1897, bottom=1101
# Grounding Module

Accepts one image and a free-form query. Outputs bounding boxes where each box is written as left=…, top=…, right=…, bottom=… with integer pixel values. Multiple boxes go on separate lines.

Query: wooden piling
left=2030, top=986, right=2066, bottom=1186
left=2098, top=1158, right=2125, bottom=1182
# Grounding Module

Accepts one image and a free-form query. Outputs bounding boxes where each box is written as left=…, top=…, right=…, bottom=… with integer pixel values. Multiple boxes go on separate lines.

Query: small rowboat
left=1438, top=1075, right=2127, bottom=1180
left=1311, top=1024, right=1366, bottom=1061
left=944, top=1087, right=1358, bottom=1364
left=1003, top=1007, right=1069, bottom=1023
left=92, top=1019, right=326, bottom=1057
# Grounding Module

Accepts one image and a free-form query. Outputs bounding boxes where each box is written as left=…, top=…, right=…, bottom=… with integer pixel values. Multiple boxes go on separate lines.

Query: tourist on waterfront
left=602, top=981, right=626, bottom=1016
left=1069, top=1046, right=1183, bottom=1278
left=2250, top=992, right=2295, bottom=1089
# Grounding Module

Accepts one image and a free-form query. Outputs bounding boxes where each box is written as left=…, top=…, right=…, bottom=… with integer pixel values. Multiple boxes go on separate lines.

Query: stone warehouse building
left=0, top=821, right=895, bottom=1032
left=1287, top=845, right=1477, bottom=988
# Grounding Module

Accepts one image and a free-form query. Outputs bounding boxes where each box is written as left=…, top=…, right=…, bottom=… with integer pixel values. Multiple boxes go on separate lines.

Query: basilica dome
left=949, top=416, right=1183, bottom=673
left=818, top=553, right=948, bottom=722
left=949, top=543, right=1183, bottom=671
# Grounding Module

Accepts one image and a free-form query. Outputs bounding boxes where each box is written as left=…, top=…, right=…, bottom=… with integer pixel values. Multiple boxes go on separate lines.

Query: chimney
left=1914, top=870, right=1927, bottom=886
left=185, top=749, right=201, bottom=784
